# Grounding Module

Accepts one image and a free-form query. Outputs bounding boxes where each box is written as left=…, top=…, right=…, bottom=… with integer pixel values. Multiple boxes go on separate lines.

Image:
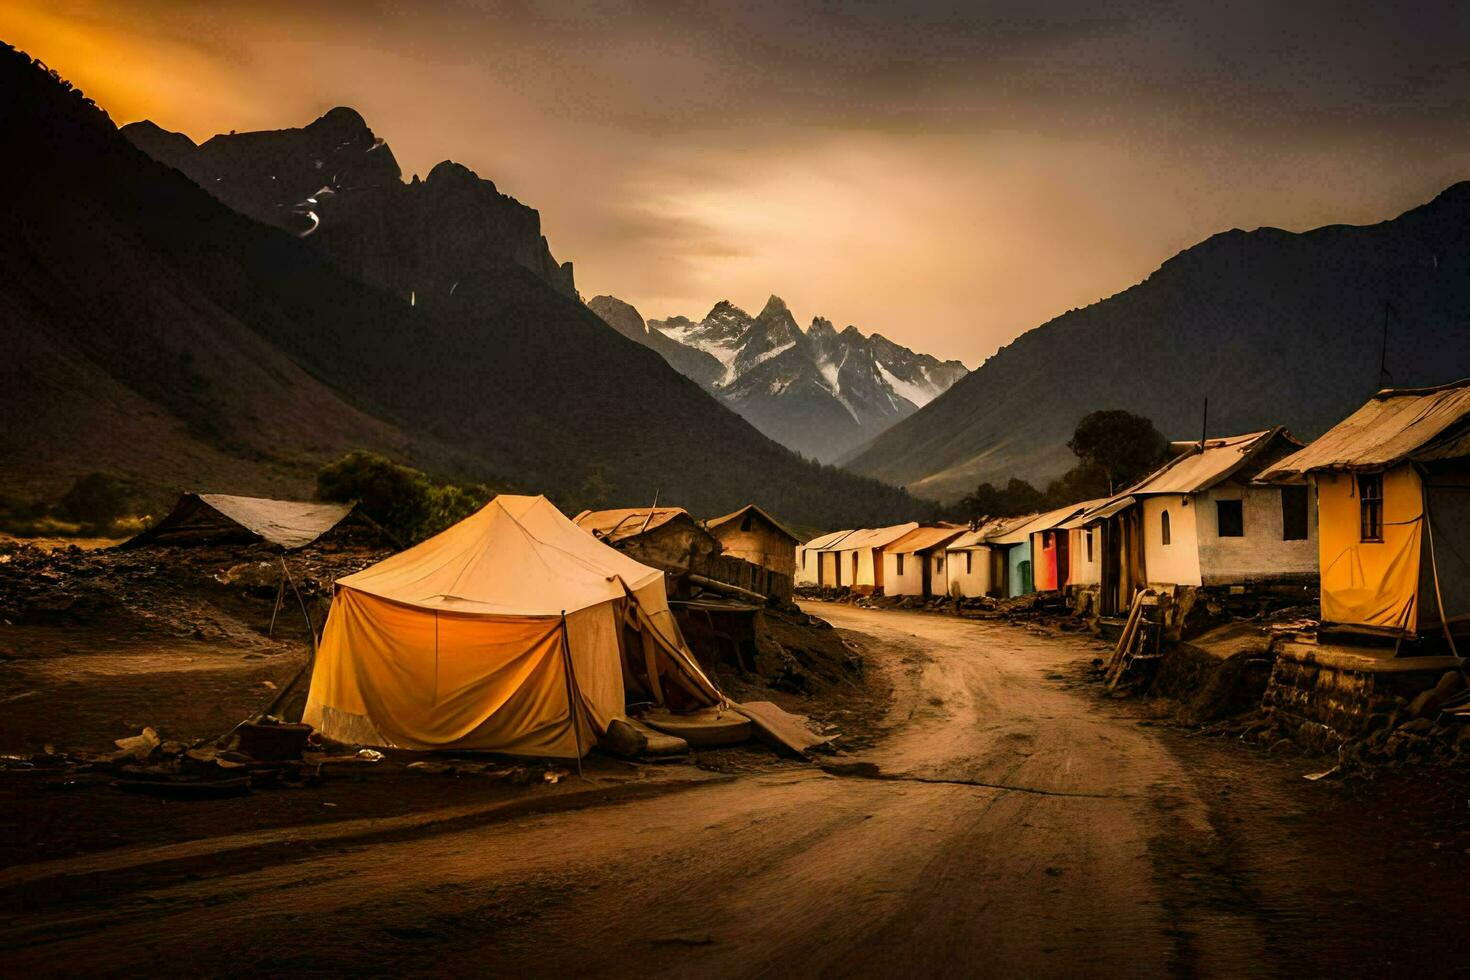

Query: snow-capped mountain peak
left=593, top=293, right=967, bottom=462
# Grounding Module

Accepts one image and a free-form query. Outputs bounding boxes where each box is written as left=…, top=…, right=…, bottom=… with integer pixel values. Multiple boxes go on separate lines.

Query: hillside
left=0, top=45, right=919, bottom=528
left=123, top=111, right=577, bottom=299
left=844, top=184, right=1470, bottom=500
left=591, top=294, right=967, bottom=461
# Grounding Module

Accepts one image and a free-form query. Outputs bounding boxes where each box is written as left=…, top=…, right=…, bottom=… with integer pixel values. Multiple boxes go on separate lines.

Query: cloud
left=4, top=0, right=1468, bottom=363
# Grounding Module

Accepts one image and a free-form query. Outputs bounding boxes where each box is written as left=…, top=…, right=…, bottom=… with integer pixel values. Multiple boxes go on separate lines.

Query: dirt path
left=3, top=604, right=1464, bottom=977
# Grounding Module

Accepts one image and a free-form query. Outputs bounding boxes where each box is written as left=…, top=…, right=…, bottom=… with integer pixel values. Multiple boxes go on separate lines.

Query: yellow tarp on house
left=1315, top=467, right=1423, bottom=631
left=304, top=495, right=719, bottom=757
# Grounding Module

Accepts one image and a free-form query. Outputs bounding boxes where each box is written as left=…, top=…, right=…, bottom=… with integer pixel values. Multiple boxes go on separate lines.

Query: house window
left=1042, top=531, right=1051, bottom=548
left=740, top=512, right=753, bottom=532
left=1161, top=510, right=1171, bottom=545
left=896, top=553, right=905, bottom=575
left=936, top=555, right=945, bottom=570
left=1359, top=473, right=1383, bottom=542
left=1217, top=499, right=1244, bottom=537
left=1085, top=529, right=1094, bottom=562
left=1281, top=486, right=1309, bottom=541
left=966, top=552, right=973, bottom=574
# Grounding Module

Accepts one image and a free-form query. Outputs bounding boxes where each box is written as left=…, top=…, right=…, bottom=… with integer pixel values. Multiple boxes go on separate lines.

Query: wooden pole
left=559, top=611, right=584, bottom=777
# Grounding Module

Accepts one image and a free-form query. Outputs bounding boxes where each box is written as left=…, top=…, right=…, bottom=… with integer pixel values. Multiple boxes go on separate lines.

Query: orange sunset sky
left=5, top=1, right=1469, bottom=365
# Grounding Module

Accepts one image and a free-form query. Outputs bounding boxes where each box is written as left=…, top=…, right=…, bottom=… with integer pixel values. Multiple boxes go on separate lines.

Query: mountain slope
left=844, top=184, right=1470, bottom=500
left=123, top=111, right=577, bottom=299
left=592, top=294, right=967, bottom=461
left=0, top=44, right=917, bottom=527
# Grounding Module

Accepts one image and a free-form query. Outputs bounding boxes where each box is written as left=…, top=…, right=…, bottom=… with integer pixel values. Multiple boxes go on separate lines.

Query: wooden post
left=559, top=611, right=584, bottom=777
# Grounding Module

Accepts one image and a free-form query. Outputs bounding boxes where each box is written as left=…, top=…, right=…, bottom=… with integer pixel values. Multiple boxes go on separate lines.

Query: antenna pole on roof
left=1198, top=398, right=1208, bottom=453
left=1379, top=301, right=1395, bottom=391
left=638, top=488, right=660, bottom=536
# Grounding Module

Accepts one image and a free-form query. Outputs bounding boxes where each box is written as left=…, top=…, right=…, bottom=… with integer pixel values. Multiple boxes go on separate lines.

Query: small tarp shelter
left=1261, top=380, right=1470, bottom=643
left=983, top=512, right=1046, bottom=597
left=823, top=522, right=920, bottom=593
left=1026, top=499, right=1106, bottom=592
left=124, top=493, right=362, bottom=549
left=304, top=495, right=721, bottom=757
left=882, top=525, right=966, bottom=597
left=797, top=529, right=855, bottom=587
left=1076, top=428, right=1313, bottom=612
left=704, top=504, right=800, bottom=579
left=944, top=518, right=1012, bottom=598
left=573, top=506, right=721, bottom=572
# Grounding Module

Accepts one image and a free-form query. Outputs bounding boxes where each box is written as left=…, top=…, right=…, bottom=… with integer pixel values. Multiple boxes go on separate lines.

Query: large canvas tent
left=124, top=493, right=368, bottom=549
left=304, top=495, right=721, bottom=757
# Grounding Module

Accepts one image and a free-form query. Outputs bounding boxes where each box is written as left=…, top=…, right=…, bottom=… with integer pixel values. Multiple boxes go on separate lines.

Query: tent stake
left=559, top=611, right=584, bottom=777
left=267, top=572, right=286, bottom=639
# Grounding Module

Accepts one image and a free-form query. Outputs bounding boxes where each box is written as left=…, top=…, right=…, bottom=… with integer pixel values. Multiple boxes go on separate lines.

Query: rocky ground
left=3, top=603, right=1466, bottom=976
left=0, top=539, right=888, bottom=871
left=798, top=586, right=1470, bottom=779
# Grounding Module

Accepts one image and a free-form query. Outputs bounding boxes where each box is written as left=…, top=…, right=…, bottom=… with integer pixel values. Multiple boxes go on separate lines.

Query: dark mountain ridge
left=844, top=183, right=1470, bottom=500
left=123, top=110, right=577, bottom=299
left=0, top=45, right=918, bottom=528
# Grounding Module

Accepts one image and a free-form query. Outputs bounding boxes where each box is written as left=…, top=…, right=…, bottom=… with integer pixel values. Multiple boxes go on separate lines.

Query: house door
left=1102, top=521, right=1122, bottom=615
left=921, top=553, right=932, bottom=596
left=1056, top=532, right=1070, bottom=590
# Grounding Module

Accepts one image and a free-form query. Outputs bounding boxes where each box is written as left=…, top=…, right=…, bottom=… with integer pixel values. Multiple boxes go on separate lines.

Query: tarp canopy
left=304, top=495, right=720, bottom=757
left=1262, top=380, right=1470, bottom=479
left=125, top=493, right=358, bottom=549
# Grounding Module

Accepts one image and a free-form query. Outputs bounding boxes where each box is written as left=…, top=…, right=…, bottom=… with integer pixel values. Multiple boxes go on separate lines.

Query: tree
left=958, top=477, right=1043, bottom=521
left=317, top=452, right=434, bottom=542
left=317, top=451, right=504, bottom=543
left=1042, top=461, right=1111, bottom=508
left=58, top=472, right=128, bottom=529
left=1065, top=410, right=1169, bottom=493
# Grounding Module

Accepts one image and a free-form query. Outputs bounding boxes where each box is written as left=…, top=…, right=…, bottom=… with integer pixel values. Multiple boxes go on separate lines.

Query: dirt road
left=3, top=604, right=1465, bottom=977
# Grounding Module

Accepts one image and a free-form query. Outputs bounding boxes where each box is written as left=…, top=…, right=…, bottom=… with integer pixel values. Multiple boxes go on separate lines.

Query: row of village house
left=794, top=381, right=1470, bottom=645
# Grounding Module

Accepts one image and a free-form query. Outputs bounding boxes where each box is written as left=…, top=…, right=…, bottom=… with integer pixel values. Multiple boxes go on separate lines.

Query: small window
left=1281, top=486, right=1309, bottom=541
left=1217, top=499, right=1244, bottom=537
left=1042, top=531, right=1051, bottom=548
left=740, top=512, right=753, bottom=532
left=1359, top=473, right=1383, bottom=542
left=1161, top=510, right=1171, bottom=545
left=1085, top=529, right=1094, bottom=562
left=896, top=553, right=905, bottom=575
left=966, top=552, right=973, bottom=574
left=936, top=555, right=945, bottom=570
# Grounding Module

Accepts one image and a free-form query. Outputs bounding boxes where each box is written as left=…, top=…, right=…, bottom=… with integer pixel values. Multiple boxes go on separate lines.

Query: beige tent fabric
left=304, top=495, right=718, bottom=757
left=337, top=494, right=661, bottom=615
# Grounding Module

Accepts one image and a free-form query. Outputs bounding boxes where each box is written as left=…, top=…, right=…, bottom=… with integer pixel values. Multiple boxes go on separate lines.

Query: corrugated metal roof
left=1070, top=495, right=1137, bottom=526
left=803, top=528, right=855, bottom=550
left=823, top=522, right=920, bottom=552
left=986, top=502, right=1097, bottom=544
left=885, top=525, right=966, bottom=555
left=1126, top=430, right=1284, bottom=495
left=1261, top=379, right=1470, bottom=478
